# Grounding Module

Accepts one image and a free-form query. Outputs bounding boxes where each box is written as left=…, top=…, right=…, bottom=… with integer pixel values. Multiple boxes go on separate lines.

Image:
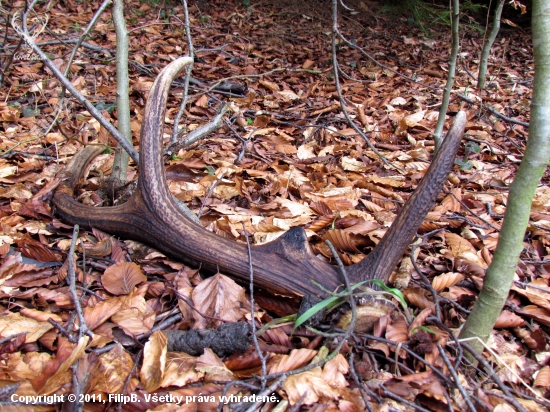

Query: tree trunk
left=460, top=0, right=550, bottom=355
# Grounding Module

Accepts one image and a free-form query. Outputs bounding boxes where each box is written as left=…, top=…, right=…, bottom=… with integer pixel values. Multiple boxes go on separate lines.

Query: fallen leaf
left=140, top=330, right=167, bottom=392
left=102, top=262, right=147, bottom=295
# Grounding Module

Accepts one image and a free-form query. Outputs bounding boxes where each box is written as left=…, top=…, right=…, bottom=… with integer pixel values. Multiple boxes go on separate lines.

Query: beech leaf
left=102, top=262, right=147, bottom=295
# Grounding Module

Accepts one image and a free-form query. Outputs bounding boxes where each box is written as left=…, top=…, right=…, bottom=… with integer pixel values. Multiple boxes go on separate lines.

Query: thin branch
left=437, top=344, right=477, bottom=412
left=331, top=0, right=399, bottom=172
left=434, top=0, right=460, bottom=146
left=67, top=225, right=91, bottom=339
left=165, top=104, right=229, bottom=156
left=171, top=0, right=195, bottom=144
left=2, top=38, right=111, bottom=54
left=348, top=353, right=376, bottom=412
left=457, top=94, right=529, bottom=128
left=409, top=241, right=441, bottom=321
left=243, top=223, right=268, bottom=390
left=197, top=172, right=226, bottom=219
left=460, top=342, right=529, bottom=412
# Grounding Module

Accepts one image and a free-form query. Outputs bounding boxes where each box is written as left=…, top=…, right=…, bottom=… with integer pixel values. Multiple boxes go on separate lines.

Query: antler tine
left=347, top=111, right=466, bottom=284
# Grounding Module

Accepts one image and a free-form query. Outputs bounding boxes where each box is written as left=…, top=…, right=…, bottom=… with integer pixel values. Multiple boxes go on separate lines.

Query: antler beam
left=52, top=57, right=466, bottom=298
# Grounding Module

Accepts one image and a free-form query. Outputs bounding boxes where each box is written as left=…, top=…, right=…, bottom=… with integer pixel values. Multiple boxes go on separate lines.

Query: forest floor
left=1, top=0, right=549, bottom=411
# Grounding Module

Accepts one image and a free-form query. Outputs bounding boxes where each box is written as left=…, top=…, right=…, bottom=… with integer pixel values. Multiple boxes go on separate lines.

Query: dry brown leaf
left=511, top=285, right=550, bottom=311
left=403, top=288, right=436, bottom=311
left=323, top=229, right=362, bottom=253
left=404, top=110, right=426, bottom=126
left=0, top=242, right=10, bottom=258
left=405, top=161, right=430, bottom=171
left=397, top=371, right=447, bottom=403
left=19, top=308, right=62, bottom=324
left=91, top=343, right=134, bottom=394
left=196, top=348, right=234, bottom=382
left=321, top=354, right=349, bottom=388
left=0, top=312, right=53, bottom=343
left=374, top=210, right=397, bottom=226
left=494, top=310, right=526, bottom=328
left=102, top=262, right=147, bottom=295
left=32, top=336, right=89, bottom=394
left=111, top=306, right=155, bottom=336
left=409, top=308, right=433, bottom=333
left=309, top=200, right=335, bottom=215
left=192, top=273, right=249, bottom=329
left=16, top=237, right=58, bottom=263
left=83, top=237, right=112, bottom=257
left=0, top=183, right=33, bottom=199
left=431, top=272, right=465, bottom=292
left=265, top=134, right=297, bottom=155
left=83, top=298, right=123, bottom=331
left=516, top=305, right=550, bottom=327
left=534, top=366, right=550, bottom=388
left=175, top=272, right=194, bottom=326
left=297, top=142, right=317, bottom=159
left=515, top=399, right=548, bottom=412
left=307, top=215, right=336, bottom=232
left=269, top=348, right=317, bottom=374
left=283, top=368, right=338, bottom=405
left=343, top=219, right=380, bottom=234
left=140, top=330, right=167, bottom=392
left=111, top=287, right=155, bottom=336
left=441, top=188, right=462, bottom=212
left=493, top=403, right=515, bottom=412
left=278, top=90, right=300, bottom=101
left=456, top=259, right=486, bottom=278
left=359, top=198, right=384, bottom=213
left=445, top=233, right=487, bottom=267
left=386, top=317, right=408, bottom=343
left=161, top=352, right=204, bottom=388
left=2, top=351, right=50, bottom=382
left=180, top=158, right=207, bottom=169
left=340, top=156, right=367, bottom=172
left=233, top=91, right=256, bottom=107
left=367, top=176, right=406, bottom=188
left=274, top=197, right=314, bottom=217
left=259, top=79, right=279, bottom=91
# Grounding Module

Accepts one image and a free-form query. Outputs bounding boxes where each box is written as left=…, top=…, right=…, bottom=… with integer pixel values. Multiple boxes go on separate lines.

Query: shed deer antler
left=52, top=57, right=466, bottom=298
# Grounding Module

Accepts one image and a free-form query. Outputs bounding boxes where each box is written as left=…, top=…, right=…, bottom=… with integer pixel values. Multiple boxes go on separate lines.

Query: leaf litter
left=0, top=0, right=549, bottom=410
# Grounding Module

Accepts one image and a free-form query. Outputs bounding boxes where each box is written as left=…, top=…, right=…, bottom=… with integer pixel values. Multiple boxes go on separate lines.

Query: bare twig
left=348, top=353, right=376, bottom=411
left=434, top=0, right=460, bottom=146
left=2, top=38, right=111, bottom=53
left=460, top=342, right=529, bottom=412
left=165, top=104, right=229, bottom=156
left=70, top=361, right=84, bottom=412
left=409, top=241, right=442, bottom=321
left=117, top=350, right=141, bottom=412
left=457, top=94, right=529, bottom=128
left=437, top=344, right=477, bottom=412
left=197, top=171, right=226, bottom=219
left=331, top=0, right=399, bottom=172
left=67, top=225, right=91, bottom=339
left=171, top=0, right=195, bottom=144
left=243, top=223, right=268, bottom=390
